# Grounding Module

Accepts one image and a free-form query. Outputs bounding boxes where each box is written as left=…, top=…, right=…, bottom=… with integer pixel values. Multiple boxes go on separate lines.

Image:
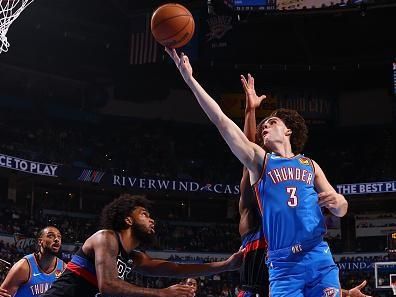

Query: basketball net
left=0, top=0, right=34, bottom=53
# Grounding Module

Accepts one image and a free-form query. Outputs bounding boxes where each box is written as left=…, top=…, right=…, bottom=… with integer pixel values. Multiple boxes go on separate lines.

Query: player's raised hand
left=240, top=73, right=266, bottom=109
left=165, top=47, right=193, bottom=83
left=348, top=280, right=373, bottom=297
left=160, top=284, right=195, bottom=297
left=0, top=288, right=11, bottom=297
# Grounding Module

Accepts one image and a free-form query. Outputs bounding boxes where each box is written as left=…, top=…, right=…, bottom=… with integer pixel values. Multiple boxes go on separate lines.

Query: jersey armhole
left=250, top=153, right=269, bottom=217
left=308, top=158, right=316, bottom=174
left=251, top=152, right=268, bottom=187
left=21, top=258, right=31, bottom=285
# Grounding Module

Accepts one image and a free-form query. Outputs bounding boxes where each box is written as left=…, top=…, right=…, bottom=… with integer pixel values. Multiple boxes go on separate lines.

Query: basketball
left=151, top=3, right=195, bottom=49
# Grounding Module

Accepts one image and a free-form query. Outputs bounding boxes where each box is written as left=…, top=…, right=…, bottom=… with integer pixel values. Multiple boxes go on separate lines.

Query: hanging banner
left=2, top=152, right=394, bottom=197
left=219, top=88, right=335, bottom=123
left=111, top=175, right=240, bottom=195
left=0, top=153, right=59, bottom=177
left=337, top=181, right=396, bottom=195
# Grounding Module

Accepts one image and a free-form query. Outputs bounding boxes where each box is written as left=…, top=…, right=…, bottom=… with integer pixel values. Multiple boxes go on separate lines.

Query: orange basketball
left=151, top=3, right=195, bottom=49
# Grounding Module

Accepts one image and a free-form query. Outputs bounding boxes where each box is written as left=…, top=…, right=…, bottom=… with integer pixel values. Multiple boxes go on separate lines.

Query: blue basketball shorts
left=266, top=240, right=341, bottom=297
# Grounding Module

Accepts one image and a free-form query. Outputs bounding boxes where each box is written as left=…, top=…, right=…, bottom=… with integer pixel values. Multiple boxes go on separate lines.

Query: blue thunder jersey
left=15, top=254, right=65, bottom=297
left=254, top=153, right=326, bottom=251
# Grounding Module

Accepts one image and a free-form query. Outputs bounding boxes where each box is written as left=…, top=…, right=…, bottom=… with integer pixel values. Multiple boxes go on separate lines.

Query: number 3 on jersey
left=286, top=187, right=298, bottom=207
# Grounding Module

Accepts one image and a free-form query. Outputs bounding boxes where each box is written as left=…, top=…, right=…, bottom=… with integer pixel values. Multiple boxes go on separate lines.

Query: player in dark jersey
left=166, top=48, right=348, bottom=297
left=238, top=73, right=268, bottom=297
left=0, top=226, right=65, bottom=297
left=43, top=194, right=243, bottom=297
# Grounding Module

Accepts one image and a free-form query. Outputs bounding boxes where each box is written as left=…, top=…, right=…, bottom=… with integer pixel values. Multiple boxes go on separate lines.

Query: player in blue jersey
left=238, top=74, right=371, bottom=297
left=0, top=226, right=65, bottom=297
left=166, top=48, right=348, bottom=297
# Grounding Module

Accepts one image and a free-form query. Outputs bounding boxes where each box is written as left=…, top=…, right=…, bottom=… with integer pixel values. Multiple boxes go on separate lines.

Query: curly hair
left=100, top=194, right=152, bottom=231
left=269, top=108, right=308, bottom=154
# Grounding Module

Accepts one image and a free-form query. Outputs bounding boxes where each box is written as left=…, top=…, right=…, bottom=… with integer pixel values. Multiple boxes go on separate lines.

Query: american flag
left=130, top=13, right=159, bottom=65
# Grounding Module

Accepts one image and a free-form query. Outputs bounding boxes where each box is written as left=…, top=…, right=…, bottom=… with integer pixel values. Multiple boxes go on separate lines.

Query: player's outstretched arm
left=134, top=249, right=243, bottom=278
left=0, top=258, right=29, bottom=296
left=93, top=231, right=194, bottom=297
left=313, top=160, right=348, bottom=217
left=165, top=48, right=265, bottom=179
